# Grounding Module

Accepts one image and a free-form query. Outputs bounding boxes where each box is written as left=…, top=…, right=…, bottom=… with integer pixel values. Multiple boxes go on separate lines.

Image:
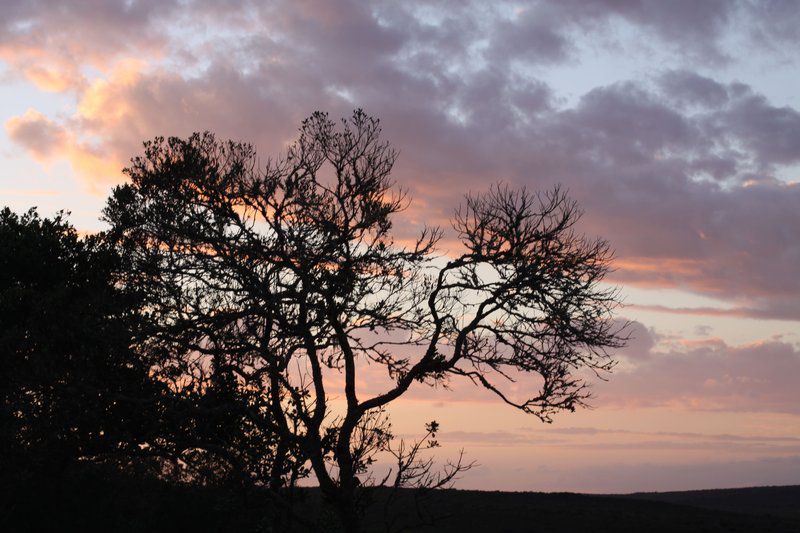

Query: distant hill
left=366, top=487, right=800, bottom=533
left=617, top=485, right=800, bottom=520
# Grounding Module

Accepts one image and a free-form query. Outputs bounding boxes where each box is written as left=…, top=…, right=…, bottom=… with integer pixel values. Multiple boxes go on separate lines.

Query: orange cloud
left=3, top=59, right=154, bottom=191
left=78, top=59, right=144, bottom=123
left=23, top=64, right=86, bottom=93
left=614, top=256, right=706, bottom=277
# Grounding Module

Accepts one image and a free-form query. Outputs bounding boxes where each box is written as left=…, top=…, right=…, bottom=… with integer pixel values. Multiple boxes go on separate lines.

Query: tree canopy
left=0, top=207, right=157, bottom=477
left=101, top=110, right=625, bottom=532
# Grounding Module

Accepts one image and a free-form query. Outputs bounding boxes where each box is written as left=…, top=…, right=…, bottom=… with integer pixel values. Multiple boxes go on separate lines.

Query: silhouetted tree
left=1, top=208, right=280, bottom=530
left=104, top=110, right=625, bottom=532
left=0, top=208, right=160, bottom=482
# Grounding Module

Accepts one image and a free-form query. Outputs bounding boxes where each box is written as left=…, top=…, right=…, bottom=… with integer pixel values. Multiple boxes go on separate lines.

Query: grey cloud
left=539, top=426, right=800, bottom=444
left=47, top=52, right=800, bottom=320
left=443, top=426, right=800, bottom=451
left=439, top=430, right=565, bottom=446
left=718, top=92, right=800, bottom=166
left=487, top=7, right=575, bottom=66
left=615, top=320, right=656, bottom=361
left=659, top=70, right=730, bottom=108
left=485, top=0, right=739, bottom=67
left=747, top=0, right=800, bottom=48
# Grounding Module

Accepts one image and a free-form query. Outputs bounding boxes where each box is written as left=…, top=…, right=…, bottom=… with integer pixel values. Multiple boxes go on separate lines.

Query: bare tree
left=104, top=110, right=625, bottom=532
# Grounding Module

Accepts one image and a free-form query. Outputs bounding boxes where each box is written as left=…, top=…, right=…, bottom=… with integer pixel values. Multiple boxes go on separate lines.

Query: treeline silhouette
left=0, top=207, right=259, bottom=529
left=1, top=111, right=628, bottom=532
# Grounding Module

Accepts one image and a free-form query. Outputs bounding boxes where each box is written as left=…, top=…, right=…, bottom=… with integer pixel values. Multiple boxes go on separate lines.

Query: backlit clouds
left=397, top=322, right=800, bottom=417
left=0, top=0, right=175, bottom=91
left=3, top=1, right=798, bottom=320
left=1, top=2, right=799, bottom=491
left=1, top=0, right=799, bottom=376
left=3, top=1, right=799, bottom=322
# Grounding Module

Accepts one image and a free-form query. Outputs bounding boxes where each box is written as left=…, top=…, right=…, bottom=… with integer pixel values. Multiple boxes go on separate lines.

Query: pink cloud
left=598, top=335, right=800, bottom=414
left=0, top=0, right=175, bottom=91
left=5, top=109, right=68, bottom=160
left=628, top=304, right=798, bottom=321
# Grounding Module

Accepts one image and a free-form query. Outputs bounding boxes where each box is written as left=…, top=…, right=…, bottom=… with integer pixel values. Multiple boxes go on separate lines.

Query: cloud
left=0, top=0, right=179, bottom=90
left=2, top=0, right=799, bottom=319
left=538, top=426, right=800, bottom=445
left=436, top=422, right=800, bottom=491
left=5, top=109, right=68, bottom=160
left=717, top=91, right=800, bottom=166
left=442, top=426, right=800, bottom=452
left=351, top=315, right=800, bottom=417
left=629, top=304, right=799, bottom=321
left=439, top=430, right=566, bottom=447
left=597, top=338, right=800, bottom=414
left=659, top=70, right=730, bottom=108
left=480, top=455, right=800, bottom=493
left=615, top=320, right=656, bottom=361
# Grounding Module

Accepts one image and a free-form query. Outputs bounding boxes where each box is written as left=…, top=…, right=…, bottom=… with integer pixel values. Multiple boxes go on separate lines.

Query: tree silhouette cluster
left=0, top=208, right=158, bottom=474
left=1, top=110, right=625, bottom=532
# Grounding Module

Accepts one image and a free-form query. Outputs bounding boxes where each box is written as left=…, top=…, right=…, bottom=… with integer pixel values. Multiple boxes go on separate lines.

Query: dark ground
left=618, top=485, right=800, bottom=519
left=2, top=466, right=798, bottom=532
left=377, top=487, right=800, bottom=533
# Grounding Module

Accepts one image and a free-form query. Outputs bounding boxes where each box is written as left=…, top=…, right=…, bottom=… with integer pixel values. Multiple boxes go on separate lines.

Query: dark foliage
left=0, top=208, right=296, bottom=529
left=0, top=207, right=161, bottom=482
left=2, top=462, right=276, bottom=533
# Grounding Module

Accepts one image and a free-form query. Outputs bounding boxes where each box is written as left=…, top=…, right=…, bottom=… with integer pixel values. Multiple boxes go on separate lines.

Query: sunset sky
left=2, top=0, right=799, bottom=493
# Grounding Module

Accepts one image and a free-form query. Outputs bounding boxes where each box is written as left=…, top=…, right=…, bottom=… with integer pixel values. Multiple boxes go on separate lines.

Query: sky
left=1, top=0, right=799, bottom=493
